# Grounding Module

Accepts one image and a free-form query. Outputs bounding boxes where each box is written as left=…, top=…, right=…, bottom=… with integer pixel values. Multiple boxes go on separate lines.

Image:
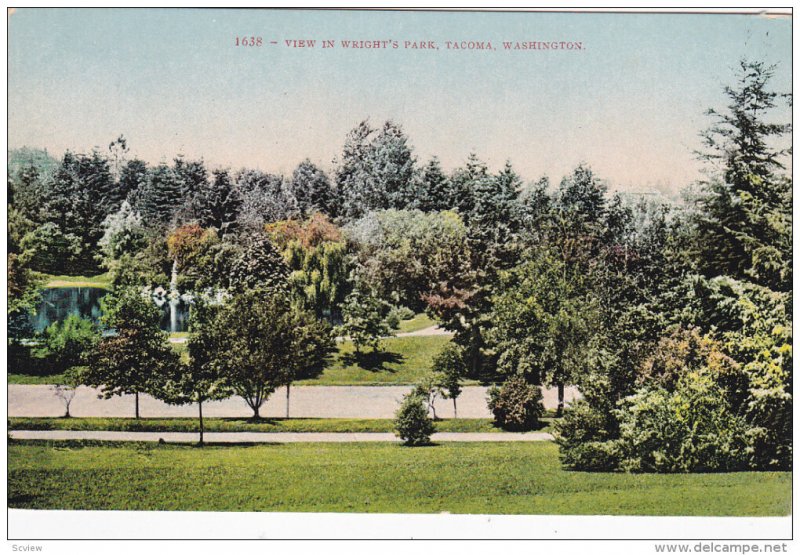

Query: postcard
left=6, top=6, right=793, bottom=549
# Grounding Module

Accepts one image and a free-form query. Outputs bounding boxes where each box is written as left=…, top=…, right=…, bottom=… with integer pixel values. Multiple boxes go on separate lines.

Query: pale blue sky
left=8, top=8, right=792, bottom=193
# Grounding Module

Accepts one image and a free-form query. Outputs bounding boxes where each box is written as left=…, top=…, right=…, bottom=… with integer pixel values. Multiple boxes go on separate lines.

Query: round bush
left=555, top=399, right=620, bottom=471
left=394, top=392, right=435, bottom=446
left=487, top=376, right=544, bottom=431
left=615, top=371, right=750, bottom=473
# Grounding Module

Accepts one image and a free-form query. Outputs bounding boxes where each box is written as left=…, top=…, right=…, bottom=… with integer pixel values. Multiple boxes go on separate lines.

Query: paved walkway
left=395, top=325, right=453, bottom=337
left=8, top=430, right=554, bottom=443
left=8, top=384, right=580, bottom=419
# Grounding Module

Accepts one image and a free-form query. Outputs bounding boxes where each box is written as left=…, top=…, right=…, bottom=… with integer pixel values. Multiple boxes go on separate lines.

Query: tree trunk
left=135, top=392, right=140, bottom=419
left=285, top=384, right=291, bottom=419
left=557, top=382, right=565, bottom=417
left=198, top=400, right=204, bottom=446
left=253, top=405, right=260, bottom=420
left=453, top=397, right=457, bottom=420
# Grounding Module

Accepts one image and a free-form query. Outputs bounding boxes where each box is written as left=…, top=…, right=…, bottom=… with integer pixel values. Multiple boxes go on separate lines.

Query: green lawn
left=7, top=372, right=67, bottom=385
left=8, top=440, right=790, bottom=515
left=9, top=335, right=454, bottom=386
left=42, top=272, right=113, bottom=289
left=299, top=335, right=456, bottom=385
left=397, top=313, right=436, bottom=333
left=8, top=417, right=522, bottom=434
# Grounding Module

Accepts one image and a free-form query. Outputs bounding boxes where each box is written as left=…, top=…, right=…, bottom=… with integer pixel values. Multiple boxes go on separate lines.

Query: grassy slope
left=9, top=334, right=451, bottom=386
left=8, top=440, right=790, bottom=515
left=42, top=272, right=113, bottom=289
left=8, top=417, right=524, bottom=434
left=298, top=335, right=454, bottom=385
left=397, top=313, right=436, bottom=333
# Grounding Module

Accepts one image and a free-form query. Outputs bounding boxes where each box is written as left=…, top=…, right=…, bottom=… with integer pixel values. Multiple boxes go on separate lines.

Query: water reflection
left=30, top=287, right=190, bottom=333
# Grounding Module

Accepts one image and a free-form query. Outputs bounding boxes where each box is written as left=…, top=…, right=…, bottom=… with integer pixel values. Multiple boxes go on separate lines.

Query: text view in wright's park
left=6, top=8, right=793, bottom=539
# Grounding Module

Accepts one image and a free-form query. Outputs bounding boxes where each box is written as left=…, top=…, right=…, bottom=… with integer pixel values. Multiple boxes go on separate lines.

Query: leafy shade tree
left=282, top=314, right=336, bottom=417
left=487, top=249, right=599, bottom=415
left=166, top=224, right=221, bottom=291
left=165, top=301, right=233, bottom=445
left=431, top=343, right=465, bottom=418
left=84, top=288, right=179, bottom=418
left=693, top=59, right=792, bottom=292
left=200, top=289, right=333, bottom=419
left=339, top=288, right=393, bottom=354
left=348, top=209, right=471, bottom=313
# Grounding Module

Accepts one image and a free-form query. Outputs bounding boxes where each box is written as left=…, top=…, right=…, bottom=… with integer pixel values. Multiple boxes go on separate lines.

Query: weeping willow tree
left=266, top=213, right=352, bottom=322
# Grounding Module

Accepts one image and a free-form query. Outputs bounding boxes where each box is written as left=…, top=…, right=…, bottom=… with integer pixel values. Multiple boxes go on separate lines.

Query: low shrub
left=487, top=376, right=544, bottom=431
left=394, top=391, right=435, bottom=446
left=745, top=388, right=792, bottom=470
left=615, top=371, right=750, bottom=473
left=555, top=399, right=620, bottom=471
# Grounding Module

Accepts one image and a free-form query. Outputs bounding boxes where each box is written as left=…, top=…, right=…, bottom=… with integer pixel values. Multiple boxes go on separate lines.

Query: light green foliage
left=487, top=250, right=599, bottom=389
left=339, top=287, right=393, bottom=354
left=487, top=375, right=544, bottom=431
left=394, top=391, right=436, bottom=445
left=431, top=343, right=465, bottom=416
left=267, top=214, right=351, bottom=318
left=615, top=371, right=750, bottom=473
left=98, top=201, right=147, bottom=262
left=40, top=314, right=99, bottom=373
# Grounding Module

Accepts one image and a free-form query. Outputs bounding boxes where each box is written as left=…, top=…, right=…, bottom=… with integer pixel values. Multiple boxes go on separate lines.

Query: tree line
left=7, top=60, right=792, bottom=468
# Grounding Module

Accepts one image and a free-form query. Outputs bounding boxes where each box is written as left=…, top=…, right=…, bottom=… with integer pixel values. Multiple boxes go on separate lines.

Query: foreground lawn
left=8, top=441, right=790, bottom=515
left=8, top=417, right=524, bottom=434
left=302, top=335, right=458, bottom=385
left=42, top=272, right=113, bottom=289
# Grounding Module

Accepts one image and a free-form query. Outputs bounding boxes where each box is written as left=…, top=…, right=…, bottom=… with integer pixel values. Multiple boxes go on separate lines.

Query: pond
left=30, top=287, right=191, bottom=333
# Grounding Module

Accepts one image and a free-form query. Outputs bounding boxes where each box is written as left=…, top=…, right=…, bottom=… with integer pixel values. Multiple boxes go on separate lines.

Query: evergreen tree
left=137, top=163, right=183, bottom=227
left=418, top=157, right=451, bottom=212
left=693, top=59, right=792, bottom=292
left=290, top=159, right=334, bottom=218
left=194, top=169, right=241, bottom=237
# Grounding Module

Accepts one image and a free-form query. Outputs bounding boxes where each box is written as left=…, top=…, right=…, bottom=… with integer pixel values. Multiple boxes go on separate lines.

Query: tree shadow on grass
left=339, top=350, right=404, bottom=372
